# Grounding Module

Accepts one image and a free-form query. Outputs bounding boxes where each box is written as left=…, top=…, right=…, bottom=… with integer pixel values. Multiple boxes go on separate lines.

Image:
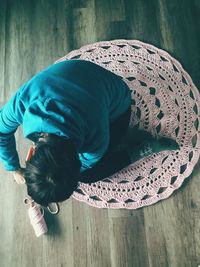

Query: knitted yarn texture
left=55, top=39, right=200, bottom=209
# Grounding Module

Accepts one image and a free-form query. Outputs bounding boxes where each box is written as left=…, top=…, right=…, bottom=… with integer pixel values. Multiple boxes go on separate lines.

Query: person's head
left=24, top=134, right=81, bottom=207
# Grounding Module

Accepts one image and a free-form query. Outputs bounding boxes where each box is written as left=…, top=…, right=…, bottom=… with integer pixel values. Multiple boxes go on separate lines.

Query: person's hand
left=11, top=167, right=26, bottom=184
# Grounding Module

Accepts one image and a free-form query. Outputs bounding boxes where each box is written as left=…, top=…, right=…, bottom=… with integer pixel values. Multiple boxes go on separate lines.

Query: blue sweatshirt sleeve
left=79, top=123, right=110, bottom=173
left=0, top=93, right=22, bottom=171
left=79, top=153, right=103, bottom=173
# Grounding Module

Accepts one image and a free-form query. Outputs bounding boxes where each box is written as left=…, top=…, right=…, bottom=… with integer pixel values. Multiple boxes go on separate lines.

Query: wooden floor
left=0, top=0, right=200, bottom=266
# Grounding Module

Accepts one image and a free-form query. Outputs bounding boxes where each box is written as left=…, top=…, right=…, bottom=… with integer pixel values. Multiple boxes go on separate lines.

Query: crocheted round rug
left=55, top=39, right=200, bottom=209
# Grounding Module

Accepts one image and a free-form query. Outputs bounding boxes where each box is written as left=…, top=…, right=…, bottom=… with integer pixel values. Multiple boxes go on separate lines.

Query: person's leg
left=107, top=106, right=131, bottom=152
left=79, top=107, right=132, bottom=183
left=80, top=106, right=180, bottom=183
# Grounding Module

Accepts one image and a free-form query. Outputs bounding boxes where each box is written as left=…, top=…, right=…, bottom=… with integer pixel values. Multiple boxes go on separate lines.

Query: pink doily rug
left=55, top=39, right=200, bottom=209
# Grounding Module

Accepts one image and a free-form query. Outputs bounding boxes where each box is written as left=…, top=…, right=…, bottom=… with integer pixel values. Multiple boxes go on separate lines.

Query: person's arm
left=0, top=92, right=22, bottom=172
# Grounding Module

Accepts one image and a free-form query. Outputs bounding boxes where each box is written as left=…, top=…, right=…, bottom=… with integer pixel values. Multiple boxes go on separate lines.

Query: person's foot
left=126, top=136, right=179, bottom=163
left=152, top=137, right=179, bottom=154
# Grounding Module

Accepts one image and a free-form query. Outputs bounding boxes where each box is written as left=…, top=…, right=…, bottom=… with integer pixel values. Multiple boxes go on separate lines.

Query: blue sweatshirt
left=0, top=60, right=131, bottom=172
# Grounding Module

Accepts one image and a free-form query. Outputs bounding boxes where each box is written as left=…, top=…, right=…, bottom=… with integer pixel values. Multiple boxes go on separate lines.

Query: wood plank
left=72, top=1, right=97, bottom=49
left=0, top=0, right=6, bottom=100
left=85, top=205, right=111, bottom=267
left=108, top=211, right=149, bottom=267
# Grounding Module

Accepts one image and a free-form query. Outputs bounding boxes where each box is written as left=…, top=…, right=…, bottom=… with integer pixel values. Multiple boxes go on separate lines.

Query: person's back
left=0, top=59, right=131, bottom=172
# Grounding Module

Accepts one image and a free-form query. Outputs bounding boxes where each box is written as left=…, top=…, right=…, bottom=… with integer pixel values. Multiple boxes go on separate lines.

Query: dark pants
left=80, top=106, right=131, bottom=183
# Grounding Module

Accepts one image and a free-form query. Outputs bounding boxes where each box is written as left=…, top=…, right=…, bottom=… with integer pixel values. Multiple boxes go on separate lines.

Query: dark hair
left=24, top=134, right=81, bottom=207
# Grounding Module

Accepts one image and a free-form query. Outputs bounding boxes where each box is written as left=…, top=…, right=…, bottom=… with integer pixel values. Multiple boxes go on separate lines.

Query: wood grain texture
left=0, top=0, right=200, bottom=266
